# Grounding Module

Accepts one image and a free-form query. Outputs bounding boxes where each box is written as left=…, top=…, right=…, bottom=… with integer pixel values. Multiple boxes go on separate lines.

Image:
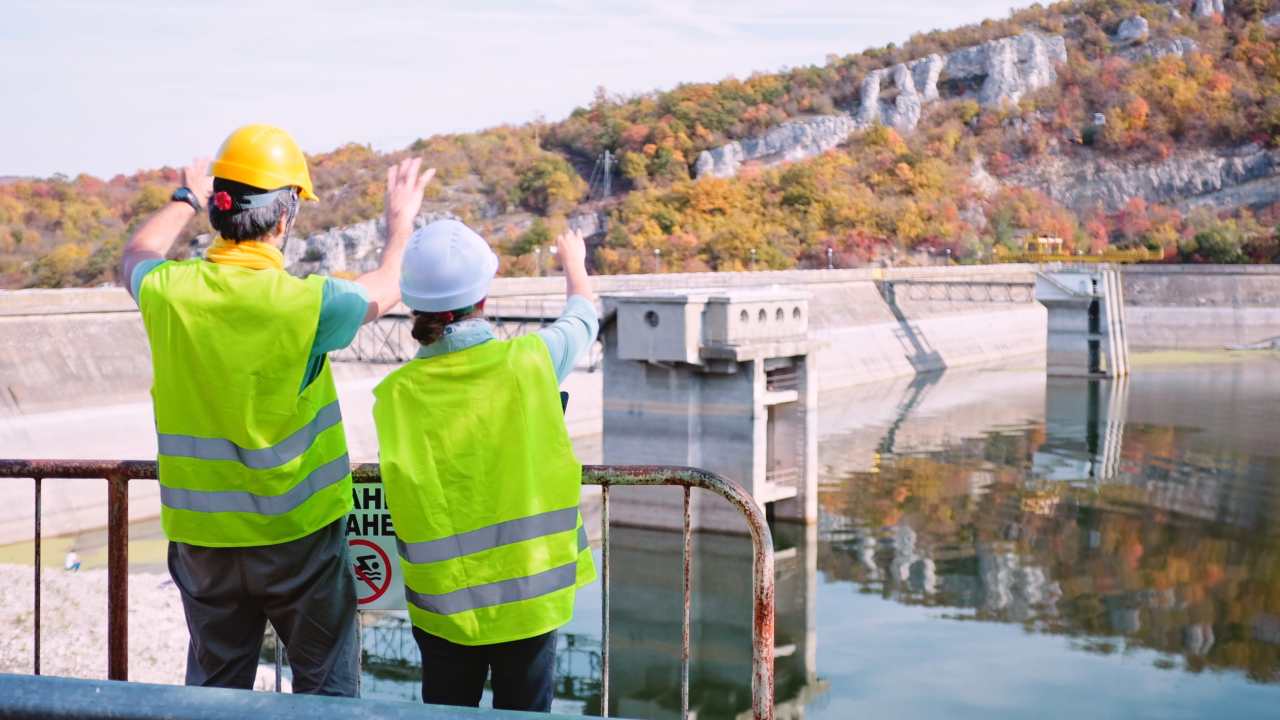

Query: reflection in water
left=822, top=359, right=1280, bottom=692
left=608, top=524, right=824, bottom=719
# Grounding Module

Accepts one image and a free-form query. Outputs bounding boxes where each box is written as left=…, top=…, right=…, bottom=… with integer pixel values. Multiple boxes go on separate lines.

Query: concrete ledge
left=0, top=673, right=587, bottom=719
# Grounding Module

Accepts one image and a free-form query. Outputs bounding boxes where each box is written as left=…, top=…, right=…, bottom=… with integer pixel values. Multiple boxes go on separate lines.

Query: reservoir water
left=546, top=353, right=1280, bottom=717
left=6, top=354, right=1280, bottom=717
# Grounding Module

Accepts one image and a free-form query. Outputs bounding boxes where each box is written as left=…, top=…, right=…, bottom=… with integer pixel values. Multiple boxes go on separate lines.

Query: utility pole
left=602, top=150, right=612, bottom=199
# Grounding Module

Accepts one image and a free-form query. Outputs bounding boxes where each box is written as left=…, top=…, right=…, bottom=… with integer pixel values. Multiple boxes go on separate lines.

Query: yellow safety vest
left=372, top=334, right=595, bottom=646
left=138, top=260, right=352, bottom=547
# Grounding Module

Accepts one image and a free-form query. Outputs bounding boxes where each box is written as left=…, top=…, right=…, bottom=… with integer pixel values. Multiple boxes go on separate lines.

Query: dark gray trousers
left=412, top=627, right=558, bottom=712
left=168, top=517, right=358, bottom=696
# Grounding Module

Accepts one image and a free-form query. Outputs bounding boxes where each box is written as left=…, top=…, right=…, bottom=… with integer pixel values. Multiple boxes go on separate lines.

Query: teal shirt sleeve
left=537, top=295, right=599, bottom=383
left=128, top=258, right=167, bottom=301
left=301, top=277, right=370, bottom=390
left=313, top=277, right=371, bottom=356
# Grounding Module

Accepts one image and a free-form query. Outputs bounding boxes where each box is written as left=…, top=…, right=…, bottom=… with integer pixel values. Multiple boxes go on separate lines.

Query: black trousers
left=413, top=626, right=558, bottom=712
left=168, top=518, right=358, bottom=696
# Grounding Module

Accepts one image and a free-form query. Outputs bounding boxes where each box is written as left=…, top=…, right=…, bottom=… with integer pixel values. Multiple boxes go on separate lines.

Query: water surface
left=520, top=355, right=1280, bottom=717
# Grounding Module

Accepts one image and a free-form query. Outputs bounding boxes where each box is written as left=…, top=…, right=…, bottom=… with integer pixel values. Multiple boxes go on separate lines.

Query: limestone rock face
left=694, top=115, right=860, bottom=179
left=911, top=54, right=945, bottom=102
left=1118, top=36, right=1198, bottom=62
left=1009, top=145, right=1280, bottom=212
left=566, top=210, right=606, bottom=238
left=1114, top=16, right=1150, bottom=45
left=1193, top=0, right=1225, bottom=18
left=855, top=70, right=884, bottom=127
left=884, top=63, right=923, bottom=132
left=693, top=31, right=1067, bottom=179
left=980, top=38, right=1023, bottom=107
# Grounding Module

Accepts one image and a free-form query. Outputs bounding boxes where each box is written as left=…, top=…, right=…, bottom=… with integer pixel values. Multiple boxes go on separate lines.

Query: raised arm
left=356, top=158, right=435, bottom=323
left=537, top=228, right=599, bottom=382
left=121, top=158, right=213, bottom=290
left=556, top=228, right=595, bottom=303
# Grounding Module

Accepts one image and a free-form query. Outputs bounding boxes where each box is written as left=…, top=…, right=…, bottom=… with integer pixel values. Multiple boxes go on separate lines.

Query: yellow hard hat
left=211, top=124, right=318, bottom=201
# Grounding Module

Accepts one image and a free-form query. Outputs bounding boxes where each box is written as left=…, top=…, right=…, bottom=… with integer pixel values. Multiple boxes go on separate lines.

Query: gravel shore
left=1, top=563, right=290, bottom=691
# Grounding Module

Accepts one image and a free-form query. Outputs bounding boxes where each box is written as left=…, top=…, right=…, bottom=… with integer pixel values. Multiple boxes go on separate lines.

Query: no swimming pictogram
left=349, top=537, right=392, bottom=605
left=346, top=480, right=405, bottom=610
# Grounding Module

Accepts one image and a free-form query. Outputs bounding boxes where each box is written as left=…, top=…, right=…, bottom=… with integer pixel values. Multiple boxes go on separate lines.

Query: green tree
left=511, top=218, right=552, bottom=256
left=515, top=157, right=586, bottom=216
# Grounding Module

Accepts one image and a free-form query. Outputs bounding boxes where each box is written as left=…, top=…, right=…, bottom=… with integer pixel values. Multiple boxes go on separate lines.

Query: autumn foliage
left=5, top=0, right=1280, bottom=287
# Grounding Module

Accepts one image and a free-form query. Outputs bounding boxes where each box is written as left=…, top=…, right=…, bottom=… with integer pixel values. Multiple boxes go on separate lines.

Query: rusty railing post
left=680, top=486, right=692, bottom=719
left=33, top=476, right=42, bottom=676
left=106, top=473, right=129, bottom=681
left=748, top=500, right=776, bottom=720
left=600, top=483, right=611, bottom=718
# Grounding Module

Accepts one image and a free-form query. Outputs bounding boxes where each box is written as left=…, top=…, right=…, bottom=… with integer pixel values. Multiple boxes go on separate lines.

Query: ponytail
left=409, top=300, right=486, bottom=346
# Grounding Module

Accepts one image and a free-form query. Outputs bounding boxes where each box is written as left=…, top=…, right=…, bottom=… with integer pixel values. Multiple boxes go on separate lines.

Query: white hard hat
left=400, top=219, right=499, bottom=312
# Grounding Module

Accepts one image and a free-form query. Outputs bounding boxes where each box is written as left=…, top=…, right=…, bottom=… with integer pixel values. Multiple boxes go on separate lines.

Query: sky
left=2, top=0, right=1037, bottom=179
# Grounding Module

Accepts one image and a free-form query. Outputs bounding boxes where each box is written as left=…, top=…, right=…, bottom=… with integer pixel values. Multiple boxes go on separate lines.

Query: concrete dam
left=3, top=263, right=1280, bottom=542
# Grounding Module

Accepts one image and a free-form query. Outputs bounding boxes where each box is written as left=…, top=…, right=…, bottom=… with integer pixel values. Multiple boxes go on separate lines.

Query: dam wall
left=1120, top=265, right=1280, bottom=349
left=5, top=263, right=1280, bottom=418
left=0, top=265, right=1046, bottom=417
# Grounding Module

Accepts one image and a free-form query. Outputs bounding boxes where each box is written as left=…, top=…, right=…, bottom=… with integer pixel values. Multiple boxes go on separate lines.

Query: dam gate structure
left=601, top=287, right=818, bottom=532
left=1035, top=267, right=1130, bottom=378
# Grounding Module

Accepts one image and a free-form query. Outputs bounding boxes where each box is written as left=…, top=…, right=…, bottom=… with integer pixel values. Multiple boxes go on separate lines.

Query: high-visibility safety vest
left=372, top=334, right=596, bottom=646
left=138, top=260, right=353, bottom=547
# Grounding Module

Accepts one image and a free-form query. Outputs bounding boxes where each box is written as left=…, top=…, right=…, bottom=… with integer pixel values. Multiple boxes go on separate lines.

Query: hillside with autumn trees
left=4, top=0, right=1280, bottom=287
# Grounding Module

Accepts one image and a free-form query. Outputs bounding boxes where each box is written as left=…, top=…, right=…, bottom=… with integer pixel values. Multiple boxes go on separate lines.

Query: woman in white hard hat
left=372, top=219, right=597, bottom=712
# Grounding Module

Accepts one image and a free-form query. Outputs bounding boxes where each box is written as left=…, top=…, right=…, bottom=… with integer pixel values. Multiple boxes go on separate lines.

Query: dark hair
left=410, top=301, right=485, bottom=346
left=208, top=178, right=298, bottom=242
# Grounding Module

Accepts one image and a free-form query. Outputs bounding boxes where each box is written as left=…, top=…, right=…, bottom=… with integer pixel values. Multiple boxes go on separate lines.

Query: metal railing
left=882, top=278, right=1035, bottom=303
left=0, top=459, right=775, bottom=720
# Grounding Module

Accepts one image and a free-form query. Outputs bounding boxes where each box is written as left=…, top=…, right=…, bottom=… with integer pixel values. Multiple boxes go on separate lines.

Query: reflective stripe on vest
left=396, top=506, right=578, bottom=564
left=408, top=560, right=579, bottom=616
left=157, top=401, right=343, bottom=469
left=160, top=453, right=350, bottom=515
left=403, top=518, right=591, bottom=615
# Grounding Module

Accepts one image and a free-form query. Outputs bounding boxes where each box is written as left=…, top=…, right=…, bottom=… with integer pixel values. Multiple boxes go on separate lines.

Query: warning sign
left=346, top=482, right=406, bottom=611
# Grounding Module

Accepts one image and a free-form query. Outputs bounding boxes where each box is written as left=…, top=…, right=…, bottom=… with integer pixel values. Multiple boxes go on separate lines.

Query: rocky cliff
left=694, top=31, right=1067, bottom=179
left=693, top=115, right=860, bottom=179
left=190, top=208, right=606, bottom=277
left=1009, top=144, right=1280, bottom=212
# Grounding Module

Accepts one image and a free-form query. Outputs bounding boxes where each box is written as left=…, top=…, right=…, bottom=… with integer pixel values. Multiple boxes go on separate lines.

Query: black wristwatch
left=171, top=187, right=202, bottom=213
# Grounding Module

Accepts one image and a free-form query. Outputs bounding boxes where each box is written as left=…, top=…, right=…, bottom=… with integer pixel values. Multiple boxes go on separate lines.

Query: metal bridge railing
left=0, top=459, right=776, bottom=720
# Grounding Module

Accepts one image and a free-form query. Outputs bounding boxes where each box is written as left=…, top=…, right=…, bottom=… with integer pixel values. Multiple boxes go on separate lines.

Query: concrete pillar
left=602, top=288, right=818, bottom=533
left=1035, top=267, right=1130, bottom=377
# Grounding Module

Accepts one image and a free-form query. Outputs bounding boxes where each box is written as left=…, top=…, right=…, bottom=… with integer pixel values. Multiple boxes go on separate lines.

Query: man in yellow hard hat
left=120, top=124, right=434, bottom=695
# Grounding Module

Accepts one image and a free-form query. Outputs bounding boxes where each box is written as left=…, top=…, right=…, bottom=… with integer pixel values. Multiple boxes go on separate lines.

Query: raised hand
left=182, top=157, right=214, bottom=207
left=385, top=157, right=435, bottom=241
left=555, top=228, right=594, bottom=302
left=555, top=228, right=587, bottom=272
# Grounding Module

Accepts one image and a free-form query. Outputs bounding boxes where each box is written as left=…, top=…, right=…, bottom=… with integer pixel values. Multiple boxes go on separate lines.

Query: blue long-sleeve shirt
left=414, top=295, right=599, bottom=382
